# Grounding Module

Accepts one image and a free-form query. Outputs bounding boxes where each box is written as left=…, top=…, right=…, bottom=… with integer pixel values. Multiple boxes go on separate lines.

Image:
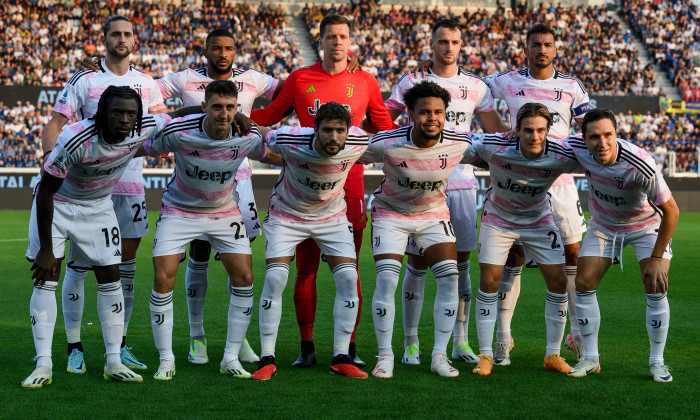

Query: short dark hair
left=581, top=108, right=617, bottom=136
left=204, top=80, right=238, bottom=103
left=319, top=14, right=352, bottom=38
left=103, top=16, right=132, bottom=37
left=314, top=102, right=351, bottom=128
left=526, top=23, right=556, bottom=44
left=431, top=18, right=461, bottom=38
left=206, top=28, right=235, bottom=47
left=516, top=102, right=552, bottom=130
left=93, top=86, right=143, bottom=137
left=403, top=81, right=451, bottom=111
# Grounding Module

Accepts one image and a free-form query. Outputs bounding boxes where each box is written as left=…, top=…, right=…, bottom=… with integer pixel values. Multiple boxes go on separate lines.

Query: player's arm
left=167, top=106, right=203, bottom=119
left=643, top=196, right=679, bottom=294
left=574, top=117, right=584, bottom=131
left=31, top=173, right=64, bottom=284
left=250, top=73, right=297, bottom=126
left=42, top=112, right=70, bottom=154
left=476, top=110, right=510, bottom=133
left=258, top=147, right=283, bottom=166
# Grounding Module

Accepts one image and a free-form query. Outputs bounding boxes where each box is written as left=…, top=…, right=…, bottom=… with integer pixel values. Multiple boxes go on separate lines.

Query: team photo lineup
left=20, top=6, right=682, bottom=390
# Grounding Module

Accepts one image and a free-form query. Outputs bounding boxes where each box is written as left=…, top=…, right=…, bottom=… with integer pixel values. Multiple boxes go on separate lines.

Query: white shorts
left=549, top=184, right=586, bottom=245
left=152, top=214, right=252, bottom=257
left=263, top=215, right=355, bottom=259
left=406, top=189, right=477, bottom=254
left=478, top=223, right=565, bottom=266
left=372, top=217, right=456, bottom=256
left=235, top=177, right=262, bottom=239
left=111, top=194, right=149, bottom=239
left=579, top=219, right=672, bottom=265
left=26, top=198, right=122, bottom=267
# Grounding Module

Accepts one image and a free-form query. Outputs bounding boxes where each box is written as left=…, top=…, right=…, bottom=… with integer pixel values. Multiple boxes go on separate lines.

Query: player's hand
left=412, top=60, right=433, bottom=78
left=79, top=57, right=101, bottom=72
left=30, top=248, right=58, bottom=286
left=503, top=129, right=518, bottom=142
left=233, top=112, right=253, bottom=136
left=642, top=257, right=670, bottom=294
left=347, top=54, right=361, bottom=73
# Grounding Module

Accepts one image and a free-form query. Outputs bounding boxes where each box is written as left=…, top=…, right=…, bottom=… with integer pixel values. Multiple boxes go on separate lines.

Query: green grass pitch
left=1, top=210, right=698, bottom=419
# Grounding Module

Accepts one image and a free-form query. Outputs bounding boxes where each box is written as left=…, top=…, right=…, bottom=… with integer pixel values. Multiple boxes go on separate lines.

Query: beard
left=107, top=44, right=131, bottom=59
left=209, top=61, right=233, bottom=76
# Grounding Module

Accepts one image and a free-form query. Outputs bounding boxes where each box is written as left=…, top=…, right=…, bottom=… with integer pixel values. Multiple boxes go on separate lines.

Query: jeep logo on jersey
left=82, top=162, right=126, bottom=176
left=185, top=165, right=233, bottom=184
left=590, top=185, right=626, bottom=206
left=307, top=99, right=351, bottom=116
left=497, top=178, right=544, bottom=196
left=298, top=177, right=340, bottom=191
left=446, top=111, right=467, bottom=126
left=398, top=177, right=443, bottom=191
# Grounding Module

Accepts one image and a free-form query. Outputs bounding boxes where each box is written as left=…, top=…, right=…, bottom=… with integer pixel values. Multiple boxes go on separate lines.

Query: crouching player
left=566, top=109, right=679, bottom=382
left=465, top=103, right=580, bottom=376
left=252, top=102, right=370, bottom=380
left=359, top=81, right=474, bottom=379
left=24, top=86, right=185, bottom=387
left=143, top=80, right=280, bottom=380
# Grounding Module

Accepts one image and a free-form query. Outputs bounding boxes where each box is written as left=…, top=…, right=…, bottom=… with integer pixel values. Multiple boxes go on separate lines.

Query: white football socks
left=62, top=266, right=87, bottom=344
left=496, top=266, right=521, bottom=343
left=575, top=289, right=600, bottom=360
left=475, top=289, right=498, bottom=357
left=259, top=263, right=290, bottom=358
left=544, top=291, right=568, bottom=357
left=224, top=285, right=254, bottom=362
left=185, top=257, right=209, bottom=341
left=401, top=263, right=426, bottom=347
left=372, top=259, right=402, bottom=356
left=119, top=259, right=136, bottom=336
left=150, top=290, right=174, bottom=361
left=332, top=263, right=359, bottom=356
left=30, top=281, right=58, bottom=369
left=646, top=292, right=670, bottom=366
left=97, top=282, right=124, bottom=366
left=431, top=260, right=459, bottom=356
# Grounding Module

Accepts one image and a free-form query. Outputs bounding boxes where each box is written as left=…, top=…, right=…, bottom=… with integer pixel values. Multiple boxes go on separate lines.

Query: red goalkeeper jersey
left=251, top=61, right=396, bottom=199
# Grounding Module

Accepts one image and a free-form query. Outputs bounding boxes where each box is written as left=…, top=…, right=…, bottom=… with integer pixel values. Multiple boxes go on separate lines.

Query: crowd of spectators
left=618, top=110, right=699, bottom=174
left=619, top=0, right=700, bottom=102
left=0, top=0, right=300, bottom=86
left=0, top=101, right=46, bottom=167
left=303, top=1, right=660, bottom=96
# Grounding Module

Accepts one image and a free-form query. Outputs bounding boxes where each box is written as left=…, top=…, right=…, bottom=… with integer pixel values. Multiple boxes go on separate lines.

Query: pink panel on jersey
left=112, top=181, right=145, bottom=195
left=384, top=154, right=463, bottom=171
left=284, top=155, right=356, bottom=174
left=551, top=174, right=575, bottom=186
left=64, top=175, right=120, bottom=192
left=176, top=143, right=254, bottom=162
left=446, top=179, right=478, bottom=190
left=174, top=176, right=233, bottom=202
left=235, top=167, right=253, bottom=180
left=505, top=86, right=574, bottom=103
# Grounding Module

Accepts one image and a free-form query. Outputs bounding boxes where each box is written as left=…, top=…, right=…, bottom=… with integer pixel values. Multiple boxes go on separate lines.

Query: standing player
left=566, top=109, right=678, bottom=382
left=23, top=86, right=181, bottom=387
left=385, top=19, right=510, bottom=365
left=359, top=81, right=472, bottom=379
left=156, top=28, right=283, bottom=365
left=484, top=23, right=590, bottom=365
left=466, top=103, right=580, bottom=376
left=42, top=16, right=166, bottom=373
left=252, top=103, right=369, bottom=380
left=250, top=14, right=396, bottom=367
left=143, top=80, right=280, bottom=380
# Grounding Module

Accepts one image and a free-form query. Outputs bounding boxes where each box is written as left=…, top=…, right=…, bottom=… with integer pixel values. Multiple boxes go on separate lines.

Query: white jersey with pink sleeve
left=158, top=66, right=278, bottom=181
left=265, top=126, right=369, bottom=222
left=464, top=134, right=580, bottom=228
left=44, top=114, right=172, bottom=206
left=385, top=68, right=495, bottom=191
left=53, top=60, right=167, bottom=196
left=143, top=114, right=266, bottom=218
left=567, top=135, right=673, bottom=232
left=358, top=126, right=473, bottom=220
left=485, top=68, right=590, bottom=186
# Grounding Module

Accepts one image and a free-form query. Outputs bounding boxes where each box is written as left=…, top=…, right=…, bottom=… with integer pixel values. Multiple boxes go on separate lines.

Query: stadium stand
left=618, top=0, right=700, bottom=102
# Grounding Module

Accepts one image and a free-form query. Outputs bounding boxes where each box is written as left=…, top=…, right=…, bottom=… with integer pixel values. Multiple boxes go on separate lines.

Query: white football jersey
left=386, top=68, right=495, bottom=191
left=567, top=135, right=673, bottom=232
left=485, top=67, right=590, bottom=186
left=266, top=126, right=369, bottom=222
left=53, top=59, right=166, bottom=196
left=359, top=126, right=473, bottom=220
left=45, top=114, right=171, bottom=205
left=143, top=114, right=266, bottom=218
left=158, top=66, right=278, bottom=180
left=463, top=134, right=580, bottom=227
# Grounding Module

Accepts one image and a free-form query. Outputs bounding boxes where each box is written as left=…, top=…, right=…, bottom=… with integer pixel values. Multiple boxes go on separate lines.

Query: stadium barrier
left=3, top=168, right=699, bottom=212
